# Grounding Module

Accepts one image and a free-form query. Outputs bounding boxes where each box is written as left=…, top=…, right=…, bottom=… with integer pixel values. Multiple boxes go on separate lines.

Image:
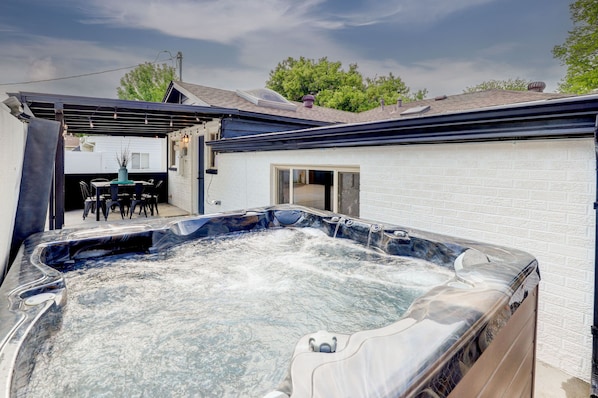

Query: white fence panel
left=66, top=136, right=166, bottom=174
left=65, top=151, right=103, bottom=174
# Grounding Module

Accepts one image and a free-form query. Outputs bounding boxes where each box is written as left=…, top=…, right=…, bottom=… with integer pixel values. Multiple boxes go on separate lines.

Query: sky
left=0, top=0, right=573, bottom=101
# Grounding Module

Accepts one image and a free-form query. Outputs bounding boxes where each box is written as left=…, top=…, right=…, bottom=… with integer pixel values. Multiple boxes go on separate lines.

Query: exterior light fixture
left=183, top=134, right=189, bottom=144
left=113, top=108, right=118, bottom=119
left=88, top=117, right=94, bottom=128
left=144, top=113, right=148, bottom=125
left=170, top=117, right=173, bottom=128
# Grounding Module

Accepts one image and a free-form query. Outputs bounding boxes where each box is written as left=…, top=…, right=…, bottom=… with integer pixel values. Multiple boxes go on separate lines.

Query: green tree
left=463, top=78, right=532, bottom=93
left=364, top=74, right=426, bottom=110
left=266, top=56, right=426, bottom=112
left=117, top=62, right=177, bottom=102
left=553, top=0, right=598, bottom=94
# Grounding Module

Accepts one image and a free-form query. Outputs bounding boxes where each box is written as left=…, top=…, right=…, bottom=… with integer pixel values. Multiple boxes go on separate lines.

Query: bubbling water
left=25, top=228, right=454, bottom=397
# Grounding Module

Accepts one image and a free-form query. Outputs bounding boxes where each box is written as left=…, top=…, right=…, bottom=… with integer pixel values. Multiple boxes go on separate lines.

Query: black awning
left=9, top=91, right=241, bottom=137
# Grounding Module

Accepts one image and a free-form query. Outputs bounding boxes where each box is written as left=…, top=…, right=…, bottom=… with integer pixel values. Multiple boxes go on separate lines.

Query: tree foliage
left=117, top=62, right=177, bottom=102
left=463, top=78, right=532, bottom=93
left=266, top=56, right=427, bottom=112
left=552, top=0, right=598, bottom=94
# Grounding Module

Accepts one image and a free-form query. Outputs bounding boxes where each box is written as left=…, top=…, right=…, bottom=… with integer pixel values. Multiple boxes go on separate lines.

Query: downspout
left=592, top=114, right=598, bottom=397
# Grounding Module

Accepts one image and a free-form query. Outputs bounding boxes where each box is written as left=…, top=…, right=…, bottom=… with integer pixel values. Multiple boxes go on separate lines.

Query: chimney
left=527, top=81, right=546, bottom=92
left=302, top=94, right=315, bottom=108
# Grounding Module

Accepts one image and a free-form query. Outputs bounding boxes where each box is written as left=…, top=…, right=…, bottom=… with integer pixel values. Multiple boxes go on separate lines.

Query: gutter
left=208, top=95, right=598, bottom=153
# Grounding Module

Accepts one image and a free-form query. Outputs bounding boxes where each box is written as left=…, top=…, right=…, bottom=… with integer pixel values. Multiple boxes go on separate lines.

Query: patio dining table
left=91, top=180, right=153, bottom=221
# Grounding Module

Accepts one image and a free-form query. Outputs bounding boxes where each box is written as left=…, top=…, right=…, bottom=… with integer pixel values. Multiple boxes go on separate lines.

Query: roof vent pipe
left=527, top=81, right=546, bottom=92
left=302, top=94, right=315, bottom=108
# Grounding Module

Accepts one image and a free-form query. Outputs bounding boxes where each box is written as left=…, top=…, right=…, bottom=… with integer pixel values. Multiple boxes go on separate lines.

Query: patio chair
left=79, top=181, right=96, bottom=220
left=143, top=180, right=163, bottom=216
left=103, top=184, right=128, bottom=220
left=129, top=183, right=148, bottom=218
left=90, top=178, right=109, bottom=198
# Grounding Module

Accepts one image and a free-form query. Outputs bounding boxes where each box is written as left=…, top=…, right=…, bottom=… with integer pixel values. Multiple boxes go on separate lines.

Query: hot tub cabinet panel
left=447, top=286, right=538, bottom=398
left=0, top=205, right=539, bottom=398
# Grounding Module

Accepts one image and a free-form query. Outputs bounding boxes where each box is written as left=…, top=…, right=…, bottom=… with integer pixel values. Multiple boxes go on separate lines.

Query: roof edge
left=208, top=94, right=598, bottom=152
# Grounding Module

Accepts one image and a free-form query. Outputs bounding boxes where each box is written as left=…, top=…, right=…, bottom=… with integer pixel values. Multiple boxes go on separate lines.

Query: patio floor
left=535, top=361, right=589, bottom=397
left=47, top=202, right=190, bottom=231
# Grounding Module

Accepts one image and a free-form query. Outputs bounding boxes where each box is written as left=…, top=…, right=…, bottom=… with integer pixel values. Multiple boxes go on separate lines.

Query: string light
left=88, top=117, right=94, bottom=128
left=113, top=108, right=118, bottom=119
left=170, top=116, right=173, bottom=127
left=144, top=113, right=148, bottom=125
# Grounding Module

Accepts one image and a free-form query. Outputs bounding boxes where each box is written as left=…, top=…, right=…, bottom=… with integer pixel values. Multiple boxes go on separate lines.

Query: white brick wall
left=167, top=129, right=195, bottom=212
left=205, top=138, right=596, bottom=382
left=168, top=124, right=221, bottom=213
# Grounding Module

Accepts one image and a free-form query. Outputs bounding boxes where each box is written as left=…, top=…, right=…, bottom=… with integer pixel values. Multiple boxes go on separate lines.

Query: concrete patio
left=47, top=202, right=191, bottom=231
left=535, top=362, right=589, bottom=397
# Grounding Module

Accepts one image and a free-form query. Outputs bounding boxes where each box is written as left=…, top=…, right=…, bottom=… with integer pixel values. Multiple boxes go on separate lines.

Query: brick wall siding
left=206, top=138, right=596, bottom=382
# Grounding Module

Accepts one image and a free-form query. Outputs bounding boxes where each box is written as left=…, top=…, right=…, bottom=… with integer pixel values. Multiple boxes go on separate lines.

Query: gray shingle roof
left=173, top=81, right=573, bottom=124
left=356, top=90, right=572, bottom=122
left=173, top=81, right=360, bottom=124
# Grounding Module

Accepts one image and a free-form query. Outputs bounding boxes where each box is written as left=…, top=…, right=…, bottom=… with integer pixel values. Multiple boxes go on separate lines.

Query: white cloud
left=27, top=57, right=58, bottom=81
left=46, top=0, right=520, bottom=99
left=0, top=23, right=16, bottom=33
left=355, top=56, right=566, bottom=97
left=0, top=33, right=148, bottom=98
left=80, top=0, right=330, bottom=44
left=183, top=64, right=267, bottom=91
left=184, top=26, right=565, bottom=99
left=388, top=0, right=496, bottom=25
left=477, top=42, right=521, bottom=57
left=77, top=0, right=498, bottom=43
left=0, top=0, right=565, bottom=102
left=313, top=0, right=496, bottom=28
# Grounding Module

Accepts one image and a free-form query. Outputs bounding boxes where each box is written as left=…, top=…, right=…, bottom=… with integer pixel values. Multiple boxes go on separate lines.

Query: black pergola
left=11, top=91, right=239, bottom=137
left=8, top=91, right=243, bottom=229
left=9, top=91, right=330, bottom=229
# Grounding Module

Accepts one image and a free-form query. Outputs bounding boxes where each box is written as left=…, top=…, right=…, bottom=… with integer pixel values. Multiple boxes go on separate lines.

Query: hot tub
left=0, top=205, right=539, bottom=397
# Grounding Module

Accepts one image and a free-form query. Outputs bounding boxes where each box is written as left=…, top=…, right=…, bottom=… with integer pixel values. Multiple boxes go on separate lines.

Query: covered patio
left=8, top=91, right=238, bottom=230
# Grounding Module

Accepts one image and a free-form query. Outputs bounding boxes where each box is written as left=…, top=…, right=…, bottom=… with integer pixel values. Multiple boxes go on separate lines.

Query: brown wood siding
left=448, top=286, right=538, bottom=398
